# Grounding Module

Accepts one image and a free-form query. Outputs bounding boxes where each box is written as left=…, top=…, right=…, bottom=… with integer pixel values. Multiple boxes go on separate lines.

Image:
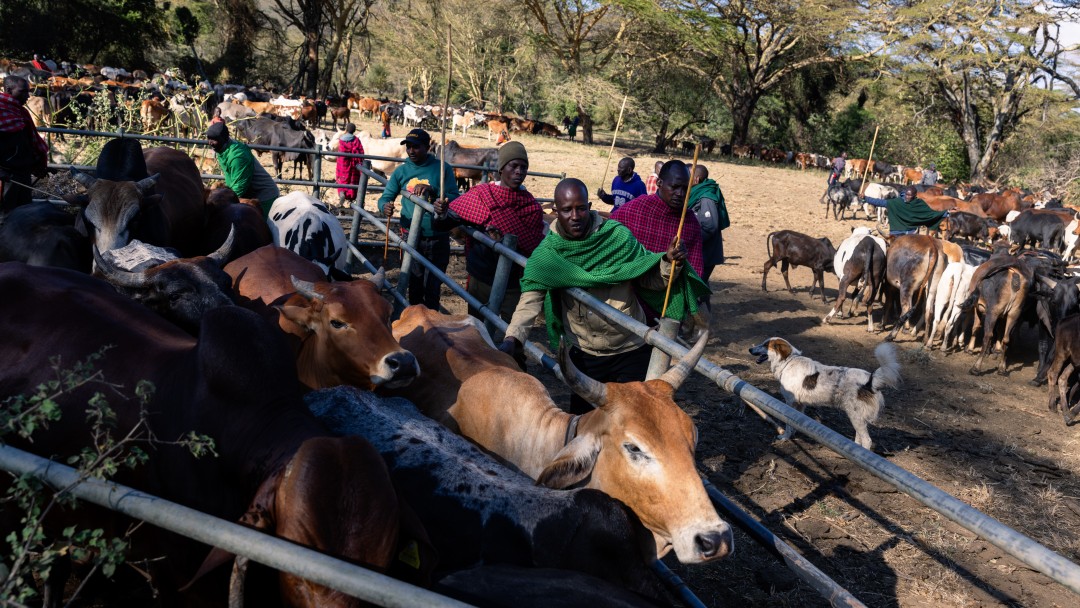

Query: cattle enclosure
left=19, top=124, right=1080, bottom=607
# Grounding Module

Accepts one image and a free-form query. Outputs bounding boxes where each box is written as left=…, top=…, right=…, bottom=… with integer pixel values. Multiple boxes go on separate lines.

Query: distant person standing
left=645, top=160, right=662, bottom=196
left=381, top=109, right=392, bottom=139
left=0, top=75, right=48, bottom=212
left=689, top=164, right=729, bottom=283
left=567, top=116, right=579, bottom=142
left=335, top=123, right=364, bottom=207
left=921, top=163, right=938, bottom=186
left=829, top=152, right=847, bottom=185
left=598, top=157, right=647, bottom=211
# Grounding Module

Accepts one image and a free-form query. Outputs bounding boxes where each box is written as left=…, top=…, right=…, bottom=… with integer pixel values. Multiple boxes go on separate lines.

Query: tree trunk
left=305, top=29, right=320, bottom=97
left=653, top=115, right=670, bottom=153
left=577, top=104, right=593, bottom=145
left=729, top=92, right=759, bottom=146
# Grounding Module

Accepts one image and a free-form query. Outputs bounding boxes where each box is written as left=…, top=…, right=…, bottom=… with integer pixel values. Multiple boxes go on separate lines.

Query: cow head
left=71, top=168, right=161, bottom=255
left=538, top=334, right=734, bottom=564
left=280, top=272, right=420, bottom=390
left=93, top=228, right=236, bottom=333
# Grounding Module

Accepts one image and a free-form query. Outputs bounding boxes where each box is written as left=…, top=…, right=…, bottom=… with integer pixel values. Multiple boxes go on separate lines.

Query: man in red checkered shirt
left=435, top=141, right=545, bottom=320
left=610, top=160, right=704, bottom=279
left=645, top=160, right=662, bottom=195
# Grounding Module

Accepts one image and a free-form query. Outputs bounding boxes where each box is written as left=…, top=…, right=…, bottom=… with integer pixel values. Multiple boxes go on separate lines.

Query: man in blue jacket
left=598, top=157, right=647, bottom=211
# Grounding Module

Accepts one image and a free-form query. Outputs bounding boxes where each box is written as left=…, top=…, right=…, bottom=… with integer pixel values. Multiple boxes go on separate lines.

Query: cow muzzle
left=673, top=524, right=735, bottom=564
left=370, top=350, right=420, bottom=388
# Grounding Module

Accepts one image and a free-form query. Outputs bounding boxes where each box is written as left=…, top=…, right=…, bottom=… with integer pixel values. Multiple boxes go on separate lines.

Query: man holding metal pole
left=378, top=128, right=459, bottom=309
left=500, top=178, right=708, bottom=414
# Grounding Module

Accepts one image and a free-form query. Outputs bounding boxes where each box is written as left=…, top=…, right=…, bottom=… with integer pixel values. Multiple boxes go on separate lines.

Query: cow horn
left=207, top=226, right=235, bottom=266
left=71, top=167, right=97, bottom=189
left=1038, top=275, right=1059, bottom=291
left=658, top=331, right=710, bottom=391
left=93, top=245, right=149, bottom=287
left=135, top=173, right=160, bottom=194
left=290, top=275, right=325, bottom=301
left=558, top=338, right=607, bottom=408
left=368, top=266, right=386, bottom=289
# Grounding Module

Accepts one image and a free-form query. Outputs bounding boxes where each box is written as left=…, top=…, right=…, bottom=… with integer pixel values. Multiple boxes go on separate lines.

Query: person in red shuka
left=335, top=123, right=365, bottom=207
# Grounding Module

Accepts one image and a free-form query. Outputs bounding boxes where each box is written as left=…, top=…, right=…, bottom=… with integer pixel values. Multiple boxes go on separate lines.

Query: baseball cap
left=401, top=128, right=431, bottom=147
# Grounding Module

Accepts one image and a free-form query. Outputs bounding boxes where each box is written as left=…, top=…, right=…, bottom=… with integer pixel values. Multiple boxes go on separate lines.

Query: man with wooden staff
left=499, top=178, right=709, bottom=414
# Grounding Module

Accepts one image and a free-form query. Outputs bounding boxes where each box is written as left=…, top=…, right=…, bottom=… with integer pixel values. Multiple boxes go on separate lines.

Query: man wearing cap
left=433, top=141, right=544, bottom=320
left=206, top=122, right=279, bottom=216
left=378, top=128, right=459, bottom=309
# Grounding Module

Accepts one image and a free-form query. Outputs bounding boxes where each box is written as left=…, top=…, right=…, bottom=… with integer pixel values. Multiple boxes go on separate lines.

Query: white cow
left=1064, top=217, right=1080, bottom=262
left=402, top=104, right=430, bottom=127
left=823, top=227, right=887, bottom=329
left=929, top=259, right=980, bottom=351
left=357, top=131, right=409, bottom=176
left=861, top=183, right=898, bottom=223
left=267, top=192, right=349, bottom=276
left=451, top=110, right=486, bottom=137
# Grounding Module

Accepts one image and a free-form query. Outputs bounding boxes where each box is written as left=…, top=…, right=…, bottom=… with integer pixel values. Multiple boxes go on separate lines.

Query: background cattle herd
left=1, top=58, right=1080, bottom=607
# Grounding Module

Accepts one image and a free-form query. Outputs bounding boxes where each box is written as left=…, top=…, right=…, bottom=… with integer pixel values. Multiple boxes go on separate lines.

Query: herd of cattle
left=0, top=133, right=734, bottom=605
left=761, top=182, right=1080, bottom=427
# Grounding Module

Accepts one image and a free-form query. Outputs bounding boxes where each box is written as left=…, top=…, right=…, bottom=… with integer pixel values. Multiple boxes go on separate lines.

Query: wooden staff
left=661, top=144, right=700, bottom=318
left=440, top=26, right=452, bottom=203
left=858, top=125, right=881, bottom=197
left=598, top=92, right=630, bottom=192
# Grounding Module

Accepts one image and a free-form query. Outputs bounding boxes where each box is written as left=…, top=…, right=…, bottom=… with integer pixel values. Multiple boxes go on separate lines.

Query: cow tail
left=766, top=232, right=775, bottom=261
left=959, top=289, right=979, bottom=311
left=871, top=343, right=901, bottom=391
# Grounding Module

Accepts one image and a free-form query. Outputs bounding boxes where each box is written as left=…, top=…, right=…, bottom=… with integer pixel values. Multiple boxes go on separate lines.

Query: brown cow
left=224, top=245, right=420, bottom=390
left=357, top=97, right=381, bottom=120
left=486, top=117, right=511, bottom=142
left=795, top=152, right=813, bottom=171
left=847, top=158, right=869, bottom=180
left=882, top=234, right=947, bottom=344
left=140, top=98, right=171, bottom=132
left=902, top=167, right=924, bottom=185
left=388, top=305, right=734, bottom=564
left=972, top=190, right=1031, bottom=222
left=960, top=254, right=1035, bottom=375
left=1045, top=313, right=1080, bottom=425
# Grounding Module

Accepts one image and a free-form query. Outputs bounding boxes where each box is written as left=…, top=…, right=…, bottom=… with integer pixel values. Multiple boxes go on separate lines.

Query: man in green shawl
left=863, top=186, right=948, bottom=236
left=500, top=178, right=711, bottom=414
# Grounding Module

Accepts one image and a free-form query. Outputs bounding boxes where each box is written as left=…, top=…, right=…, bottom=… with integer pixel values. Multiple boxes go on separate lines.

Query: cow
left=926, top=247, right=991, bottom=351
left=881, top=235, right=947, bottom=343
left=1008, top=209, right=1066, bottom=253
left=202, top=185, right=274, bottom=261
left=794, top=152, right=813, bottom=171
left=139, top=98, right=171, bottom=132
left=308, top=387, right=671, bottom=603
left=435, top=140, right=499, bottom=191
left=356, top=97, right=381, bottom=121
left=224, top=245, right=419, bottom=391
left=846, top=158, right=869, bottom=180
left=386, top=306, right=733, bottom=564
left=943, top=211, right=996, bottom=244
left=535, top=121, right=562, bottom=138
left=451, top=110, right=485, bottom=137
left=823, top=228, right=887, bottom=331
left=328, top=105, right=351, bottom=131
left=1045, top=314, right=1080, bottom=425
left=265, top=192, right=349, bottom=277
left=762, top=230, right=836, bottom=303
left=356, top=131, right=409, bottom=176
left=402, top=104, right=430, bottom=127
left=70, top=141, right=206, bottom=259
left=486, top=117, right=511, bottom=142
left=902, top=166, right=923, bottom=185
left=873, top=160, right=899, bottom=182
left=971, top=190, right=1031, bottom=222
left=1029, top=275, right=1080, bottom=385
left=959, top=254, right=1036, bottom=375
left=216, top=101, right=256, bottom=122
left=0, top=264, right=428, bottom=606
left=0, top=202, right=91, bottom=272
left=92, top=230, right=236, bottom=333
left=822, top=182, right=858, bottom=221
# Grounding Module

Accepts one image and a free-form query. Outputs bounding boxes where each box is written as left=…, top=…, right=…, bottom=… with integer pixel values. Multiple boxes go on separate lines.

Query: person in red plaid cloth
left=0, top=76, right=49, bottom=212
left=434, top=141, right=545, bottom=320
left=645, top=160, right=662, bottom=195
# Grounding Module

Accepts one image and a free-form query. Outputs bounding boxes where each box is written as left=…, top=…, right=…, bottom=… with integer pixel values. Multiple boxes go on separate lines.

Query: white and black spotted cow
left=306, top=387, right=670, bottom=605
left=267, top=191, right=349, bottom=277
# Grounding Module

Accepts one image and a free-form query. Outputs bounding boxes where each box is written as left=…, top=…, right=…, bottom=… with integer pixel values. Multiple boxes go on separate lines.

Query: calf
left=1045, top=313, right=1080, bottom=425
left=823, top=230, right=887, bottom=331
left=822, top=182, right=858, bottom=221
left=307, top=387, right=670, bottom=602
left=944, top=211, right=995, bottom=244
left=762, top=230, right=836, bottom=303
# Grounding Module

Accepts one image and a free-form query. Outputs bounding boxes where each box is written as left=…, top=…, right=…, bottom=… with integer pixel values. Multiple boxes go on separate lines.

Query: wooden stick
left=598, top=92, right=630, bottom=192
left=858, top=125, right=881, bottom=197
left=440, top=26, right=452, bottom=203
left=661, top=144, right=700, bottom=318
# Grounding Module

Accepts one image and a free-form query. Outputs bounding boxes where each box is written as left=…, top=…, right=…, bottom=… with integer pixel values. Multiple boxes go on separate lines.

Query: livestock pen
left=8, top=128, right=1080, bottom=606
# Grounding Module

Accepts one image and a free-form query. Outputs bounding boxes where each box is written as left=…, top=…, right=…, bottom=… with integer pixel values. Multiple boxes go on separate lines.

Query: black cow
left=873, top=160, right=896, bottom=181
left=944, top=211, right=996, bottom=244
left=308, top=387, right=670, bottom=604
left=762, top=230, right=836, bottom=302
left=823, top=235, right=886, bottom=331
left=0, top=202, right=91, bottom=272
left=1032, top=275, right=1080, bottom=385
left=0, top=264, right=429, bottom=606
left=822, top=182, right=858, bottom=221
left=232, top=116, right=314, bottom=180
left=202, top=186, right=274, bottom=262
left=1009, top=210, right=1066, bottom=253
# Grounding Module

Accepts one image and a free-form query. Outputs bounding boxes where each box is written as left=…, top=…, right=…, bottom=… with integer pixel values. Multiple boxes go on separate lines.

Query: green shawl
left=886, top=197, right=947, bottom=232
left=519, top=218, right=711, bottom=349
left=689, top=178, right=730, bottom=230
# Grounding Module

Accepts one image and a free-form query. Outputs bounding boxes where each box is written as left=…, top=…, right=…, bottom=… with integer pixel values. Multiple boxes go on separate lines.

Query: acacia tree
left=318, top=0, right=377, bottom=94
left=638, top=0, right=887, bottom=146
left=888, top=0, right=1080, bottom=181
left=271, top=0, right=325, bottom=95
left=523, top=0, right=629, bottom=144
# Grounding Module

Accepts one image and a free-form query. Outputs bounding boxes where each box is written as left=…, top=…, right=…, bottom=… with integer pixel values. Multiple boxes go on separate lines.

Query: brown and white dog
left=748, top=338, right=900, bottom=449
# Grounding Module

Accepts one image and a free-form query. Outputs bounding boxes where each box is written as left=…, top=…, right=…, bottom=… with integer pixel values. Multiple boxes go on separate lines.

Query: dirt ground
left=56, top=118, right=1079, bottom=607
left=325, top=121, right=1080, bottom=608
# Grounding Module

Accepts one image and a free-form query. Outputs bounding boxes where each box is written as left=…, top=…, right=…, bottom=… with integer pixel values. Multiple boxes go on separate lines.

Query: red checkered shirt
left=0, top=92, right=49, bottom=161
left=645, top=173, right=659, bottom=195
left=448, top=182, right=545, bottom=256
left=610, top=194, right=704, bottom=277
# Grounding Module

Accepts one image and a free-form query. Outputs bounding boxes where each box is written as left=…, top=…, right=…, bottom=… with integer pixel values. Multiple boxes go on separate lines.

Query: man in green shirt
left=207, top=122, right=280, bottom=216
left=377, top=128, right=460, bottom=309
left=862, top=185, right=948, bottom=236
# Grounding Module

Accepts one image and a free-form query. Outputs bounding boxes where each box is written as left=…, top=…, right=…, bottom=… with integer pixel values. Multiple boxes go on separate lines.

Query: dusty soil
left=58, top=118, right=1080, bottom=607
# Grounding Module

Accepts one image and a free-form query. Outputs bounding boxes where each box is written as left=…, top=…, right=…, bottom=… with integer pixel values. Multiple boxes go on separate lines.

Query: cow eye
left=623, top=442, right=650, bottom=462
left=330, top=319, right=348, bottom=329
